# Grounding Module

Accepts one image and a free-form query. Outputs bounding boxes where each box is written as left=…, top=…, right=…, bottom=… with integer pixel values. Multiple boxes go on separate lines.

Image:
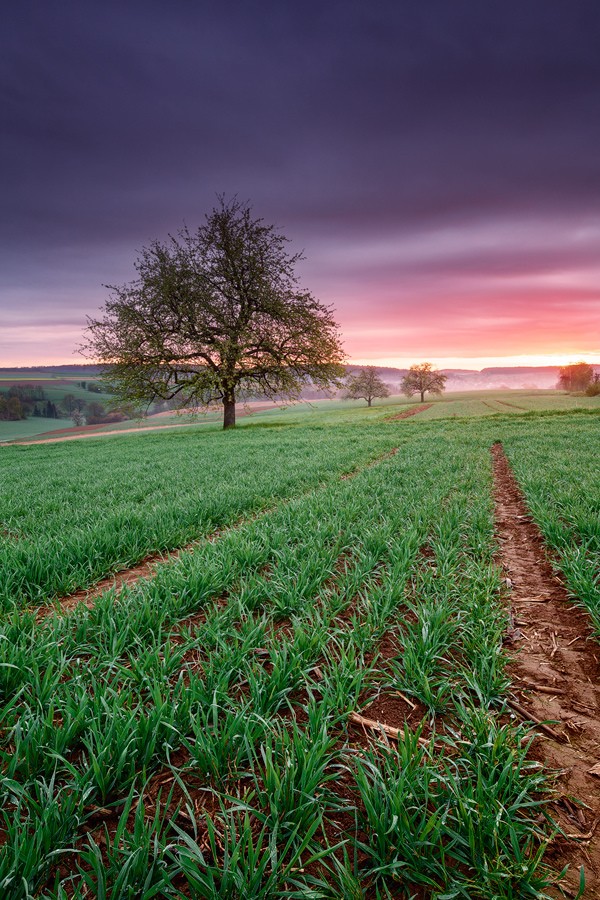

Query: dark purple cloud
left=1, top=0, right=600, bottom=364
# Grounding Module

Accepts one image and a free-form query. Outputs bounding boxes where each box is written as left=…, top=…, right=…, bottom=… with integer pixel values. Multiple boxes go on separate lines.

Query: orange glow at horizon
left=347, top=352, right=600, bottom=370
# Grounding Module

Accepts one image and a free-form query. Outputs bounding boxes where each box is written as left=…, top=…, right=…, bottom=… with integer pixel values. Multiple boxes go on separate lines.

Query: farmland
left=2, top=387, right=600, bottom=444
left=1, top=402, right=599, bottom=897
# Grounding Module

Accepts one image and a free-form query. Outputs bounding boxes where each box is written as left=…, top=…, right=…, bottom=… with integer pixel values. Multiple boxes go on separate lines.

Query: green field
left=0, top=369, right=115, bottom=442
left=0, top=417, right=72, bottom=443
left=0, top=400, right=599, bottom=897
left=2, top=388, right=599, bottom=444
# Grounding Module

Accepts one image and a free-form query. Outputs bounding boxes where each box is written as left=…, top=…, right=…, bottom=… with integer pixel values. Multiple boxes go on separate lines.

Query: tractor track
left=492, top=442, right=600, bottom=897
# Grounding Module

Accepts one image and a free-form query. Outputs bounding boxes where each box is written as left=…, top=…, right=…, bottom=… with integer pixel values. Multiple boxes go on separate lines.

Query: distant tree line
left=557, top=362, right=600, bottom=395
left=0, top=383, right=129, bottom=425
left=0, top=385, right=48, bottom=420
left=0, top=394, right=27, bottom=420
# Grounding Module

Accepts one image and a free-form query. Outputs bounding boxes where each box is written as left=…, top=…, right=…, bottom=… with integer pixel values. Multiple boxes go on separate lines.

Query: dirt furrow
left=492, top=442, right=600, bottom=897
left=386, top=403, right=432, bottom=420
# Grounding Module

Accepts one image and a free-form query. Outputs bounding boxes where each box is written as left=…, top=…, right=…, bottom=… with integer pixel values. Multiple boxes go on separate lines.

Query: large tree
left=83, top=198, right=345, bottom=428
left=557, top=362, right=594, bottom=393
left=400, top=362, right=447, bottom=403
left=343, top=366, right=390, bottom=407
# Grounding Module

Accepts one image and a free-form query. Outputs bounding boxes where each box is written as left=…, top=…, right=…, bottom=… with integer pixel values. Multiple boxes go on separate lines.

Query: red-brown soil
left=386, top=403, right=432, bottom=420
left=492, top=442, right=600, bottom=897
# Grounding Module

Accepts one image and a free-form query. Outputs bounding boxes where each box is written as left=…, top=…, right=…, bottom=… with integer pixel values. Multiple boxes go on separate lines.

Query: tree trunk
left=420, top=390, right=425, bottom=403
left=367, top=398, right=372, bottom=407
left=223, top=392, right=236, bottom=429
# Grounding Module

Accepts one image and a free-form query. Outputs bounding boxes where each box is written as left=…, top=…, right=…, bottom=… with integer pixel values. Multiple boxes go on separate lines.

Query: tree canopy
left=83, top=198, right=345, bottom=428
left=557, top=362, right=594, bottom=393
left=400, top=363, right=447, bottom=403
left=343, top=367, right=390, bottom=407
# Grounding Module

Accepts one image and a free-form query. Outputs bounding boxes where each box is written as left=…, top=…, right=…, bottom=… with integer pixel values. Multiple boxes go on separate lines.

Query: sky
left=2, top=0, right=600, bottom=370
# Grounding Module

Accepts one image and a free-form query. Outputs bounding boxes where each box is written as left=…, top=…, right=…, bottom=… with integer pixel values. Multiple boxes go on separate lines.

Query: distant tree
left=557, top=362, right=594, bottom=393
left=343, top=366, right=391, bottom=407
left=400, top=362, right=447, bottom=403
left=83, top=197, right=345, bottom=429
left=2, top=396, right=26, bottom=420
left=72, top=409, right=84, bottom=426
left=62, top=393, right=77, bottom=414
left=585, top=373, right=600, bottom=397
left=85, top=400, right=106, bottom=424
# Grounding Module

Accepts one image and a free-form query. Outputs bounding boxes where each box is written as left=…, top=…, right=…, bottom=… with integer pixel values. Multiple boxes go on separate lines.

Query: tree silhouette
left=557, top=362, right=594, bottom=393
left=400, top=363, right=447, bottom=403
left=84, top=198, right=345, bottom=429
left=344, top=367, right=391, bottom=407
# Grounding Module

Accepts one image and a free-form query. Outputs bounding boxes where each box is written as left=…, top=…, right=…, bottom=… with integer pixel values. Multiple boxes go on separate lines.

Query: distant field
left=414, top=389, right=600, bottom=419
left=2, top=388, right=599, bottom=443
left=0, top=417, right=76, bottom=443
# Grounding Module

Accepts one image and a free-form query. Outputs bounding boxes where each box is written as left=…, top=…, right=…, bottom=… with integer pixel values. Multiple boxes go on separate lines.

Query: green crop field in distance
left=0, top=417, right=70, bottom=443
left=1, top=388, right=598, bottom=443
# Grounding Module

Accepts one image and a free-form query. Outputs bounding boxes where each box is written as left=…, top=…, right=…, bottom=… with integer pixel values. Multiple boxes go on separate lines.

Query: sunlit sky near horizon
left=2, top=1, right=600, bottom=369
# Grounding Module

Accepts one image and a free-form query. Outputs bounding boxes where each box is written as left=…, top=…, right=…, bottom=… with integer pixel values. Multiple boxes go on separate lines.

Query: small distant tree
left=72, top=409, right=84, bottom=426
left=585, top=373, right=600, bottom=396
left=343, top=367, right=391, bottom=407
left=62, top=393, right=77, bottom=415
left=6, top=397, right=25, bottom=420
left=557, top=362, right=594, bottom=393
left=401, top=362, right=447, bottom=403
left=85, top=401, right=106, bottom=424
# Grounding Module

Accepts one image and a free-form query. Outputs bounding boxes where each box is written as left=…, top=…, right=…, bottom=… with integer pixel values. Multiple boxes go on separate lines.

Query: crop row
left=0, top=431, right=557, bottom=898
left=0, top=423, right=399, bottom=609
left=501, top=416, right=600, bottom=634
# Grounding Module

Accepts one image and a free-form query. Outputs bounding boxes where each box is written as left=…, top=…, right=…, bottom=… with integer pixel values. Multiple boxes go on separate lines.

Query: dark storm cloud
left=2, top=0, right=600, bottom=362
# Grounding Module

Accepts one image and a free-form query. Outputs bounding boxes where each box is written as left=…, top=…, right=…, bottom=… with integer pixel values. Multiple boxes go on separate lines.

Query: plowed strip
left=386, top=403, right=432, bottom=420
left=492, top=442, right=600, bottom=896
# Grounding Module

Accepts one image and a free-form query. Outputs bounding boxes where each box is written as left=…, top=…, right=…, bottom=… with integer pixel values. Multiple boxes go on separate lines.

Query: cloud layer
left=1, top=0, right=599, bottom=365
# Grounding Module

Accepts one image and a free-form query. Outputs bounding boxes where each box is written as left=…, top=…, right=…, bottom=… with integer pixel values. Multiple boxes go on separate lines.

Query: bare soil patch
left=492, top=442, right=600, bottom=896
left=386, top=403, right=432, bottom=420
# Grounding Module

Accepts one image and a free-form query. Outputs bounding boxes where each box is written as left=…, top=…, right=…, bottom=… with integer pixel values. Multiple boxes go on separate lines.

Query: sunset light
left=2, top=6, right=600, bottom=370
left=2, top=5, right=600, bottom=893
